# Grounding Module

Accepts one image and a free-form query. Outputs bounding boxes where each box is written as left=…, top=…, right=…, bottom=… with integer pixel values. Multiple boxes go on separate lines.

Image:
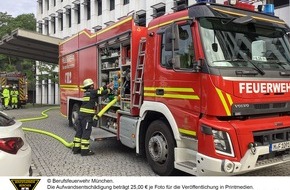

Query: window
left=74, top=4, right=81, bottom=24
left=67, top=9, right=71, bottom=28
left=135, top=10, right=146, bottom=26
left=45, top=20, right=49, bottom=35
left=151, top=3, right=165, bottom=18
left=124, top=0, right=129, bottom=5
left=58, top=13, right=63, bottom=31
left=110, top=0, right=115, bottom=11
left=77, top=4, right=81, bottom=24
left=173, top=0, right=188, bottom=12
left=87, top=0, right=91, bottom=20
left=46, top=0, right=49, bottom=10
left=38, top=23, right=43, bottom=34
left=198, top=17, right=290, bottom=69
left=52, top=17, right=56, bottom=34
left=176, top=0, right=188, bottom=6
left=97, top=0, right=102, bottom=15
left=39, top=1, right=43, bottom=14
left=161, top=24, right=195, bottom=70
left=54, top=0, right=56, bottom=6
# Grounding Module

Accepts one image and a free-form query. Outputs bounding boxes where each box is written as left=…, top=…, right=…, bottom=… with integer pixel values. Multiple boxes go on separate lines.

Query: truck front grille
left=253, top=128, right=290, bottom=167
left=232, top=102, right=290, bottom=116
left=254, top=103, right=286, bottom=110
left=256, top=150, right=290, bottom=167
left=253, top=128, right=290, bottom=146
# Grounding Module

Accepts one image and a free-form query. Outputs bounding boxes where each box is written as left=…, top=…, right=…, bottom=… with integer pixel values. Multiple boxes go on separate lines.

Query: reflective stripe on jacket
left=79, top=85, right=112, bottom=116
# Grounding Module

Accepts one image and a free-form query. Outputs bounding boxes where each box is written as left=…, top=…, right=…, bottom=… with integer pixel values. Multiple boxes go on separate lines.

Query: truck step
left=176, top=161, right=196, bottom=169
left=175, top=161, right=198, bottom=175
left=90, top=127, right=116, bottom=141
left=174, top=148, right=198, bottom=175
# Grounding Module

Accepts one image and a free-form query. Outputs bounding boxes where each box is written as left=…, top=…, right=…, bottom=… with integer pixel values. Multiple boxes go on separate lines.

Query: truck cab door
left=154, top=22, right=201, bottom=137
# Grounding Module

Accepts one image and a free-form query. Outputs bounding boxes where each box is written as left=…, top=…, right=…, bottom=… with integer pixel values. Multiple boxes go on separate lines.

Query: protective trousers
left=3, top=89, right=9, bottom=109
left=73, top=115, right=93, bottom=155
left=11, top=92, right=18, bottom=109
left=4, top=97, right=9, bottom=108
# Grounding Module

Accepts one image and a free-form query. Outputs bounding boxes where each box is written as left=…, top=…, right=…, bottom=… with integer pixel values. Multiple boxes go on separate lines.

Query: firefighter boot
left=81, top=139, right=94, bottom=156
left=72, top=137, right=81, bottom=154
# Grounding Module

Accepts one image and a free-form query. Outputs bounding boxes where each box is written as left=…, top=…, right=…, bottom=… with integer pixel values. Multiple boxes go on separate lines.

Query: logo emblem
left=10, top=179, right=40, bottom=190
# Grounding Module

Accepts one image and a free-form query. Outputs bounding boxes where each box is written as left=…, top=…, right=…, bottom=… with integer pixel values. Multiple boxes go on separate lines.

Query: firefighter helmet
left=83, top=78, right=94, bottom=88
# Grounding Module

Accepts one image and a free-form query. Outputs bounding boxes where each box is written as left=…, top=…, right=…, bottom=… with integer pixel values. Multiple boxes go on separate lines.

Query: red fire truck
left=59, top=1, right=290, bottom=175
left=0, top=71, right=28, bottom=108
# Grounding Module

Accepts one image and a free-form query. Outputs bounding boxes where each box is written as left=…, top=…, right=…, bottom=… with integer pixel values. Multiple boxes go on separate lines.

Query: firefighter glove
left=93, top=115, right=99, bottom=121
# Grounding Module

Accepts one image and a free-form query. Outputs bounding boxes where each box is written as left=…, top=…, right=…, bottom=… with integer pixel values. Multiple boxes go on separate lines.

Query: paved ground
left=8, top=105, right=157, bottom=176
left=6, top=104, right=290, bottom=176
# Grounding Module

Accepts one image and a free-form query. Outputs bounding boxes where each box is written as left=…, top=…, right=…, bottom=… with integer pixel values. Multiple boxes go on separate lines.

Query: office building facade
left=35, top=0, right=290, bottom=104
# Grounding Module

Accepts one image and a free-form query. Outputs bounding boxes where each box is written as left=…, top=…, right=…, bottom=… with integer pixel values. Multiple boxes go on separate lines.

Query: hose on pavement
left=18, top=107, right=74, bottom=148
left=18, top=97, right=118, bottom=149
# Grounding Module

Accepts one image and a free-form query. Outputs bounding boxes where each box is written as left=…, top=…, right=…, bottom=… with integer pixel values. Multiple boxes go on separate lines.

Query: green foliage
left=0, top=12, right=36, bottom=38
left=0, top=12, right=58, bottom=90
left=0, top=12, right=14, bottom=38
left=37, top=62, right=58, bottom=84
left=13, top=14, right=36, bottom=31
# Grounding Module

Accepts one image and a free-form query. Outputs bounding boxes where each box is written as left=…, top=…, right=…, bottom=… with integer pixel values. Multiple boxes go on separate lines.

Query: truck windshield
left=199, top=17, right=290, bottom=70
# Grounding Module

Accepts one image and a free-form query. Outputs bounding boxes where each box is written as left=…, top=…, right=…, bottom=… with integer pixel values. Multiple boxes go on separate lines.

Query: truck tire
left=145, top=119, right=176, bottom=176
left=71, top=103, right=80, bottom=130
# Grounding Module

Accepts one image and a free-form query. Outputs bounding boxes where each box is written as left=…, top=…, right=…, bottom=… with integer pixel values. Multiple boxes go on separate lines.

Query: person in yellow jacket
left=72, top=78, right=113, bottom=156
left=2, top=85, right=10, bottom=110
left=0, top=86, right=3, bottom=111
left=10, top=86, right=19, bottom=109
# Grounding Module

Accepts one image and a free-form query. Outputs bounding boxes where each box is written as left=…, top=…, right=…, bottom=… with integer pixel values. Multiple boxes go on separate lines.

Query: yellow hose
left=18, top=107, right=73, bottom=148
left=19, top=97, right=118, bottom=149
left=97, top=97, right=118, bottom=117
left=18, top=107, right=58, bottom=122
left=22, top=127, right=74, bottom=148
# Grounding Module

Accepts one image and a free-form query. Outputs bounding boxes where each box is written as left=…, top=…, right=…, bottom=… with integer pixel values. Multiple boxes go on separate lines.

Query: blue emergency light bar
left=263, top=4, right=274, bottom=15
left=196, top=0, right=216, bottom=3
left=196, top=0, right=275, bottom=16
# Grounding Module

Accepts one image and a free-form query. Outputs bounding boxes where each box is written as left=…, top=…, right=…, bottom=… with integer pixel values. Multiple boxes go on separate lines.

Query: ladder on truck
left=132, top=37, right=146, bottom=108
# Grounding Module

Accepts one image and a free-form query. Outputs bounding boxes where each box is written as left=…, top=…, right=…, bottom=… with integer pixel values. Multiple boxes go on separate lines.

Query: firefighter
left=0, top=86, right=3, bottom=111
left=10, top=85, right=19, bottom=109
left=2, top=85, right=10, bottom=110
left=72, top=78, right=113, bottom=156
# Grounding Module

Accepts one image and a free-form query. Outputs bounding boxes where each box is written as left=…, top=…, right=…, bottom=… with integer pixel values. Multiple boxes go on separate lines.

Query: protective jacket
left=73, top=84, right=112, bottom=156
left=79, top=85, right=112, bottom=116
left=11, top=89, right=19, bottom=108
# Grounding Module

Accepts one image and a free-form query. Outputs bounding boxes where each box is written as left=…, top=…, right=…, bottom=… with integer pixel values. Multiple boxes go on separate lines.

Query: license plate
left=270, top=141, right=290, bottom=152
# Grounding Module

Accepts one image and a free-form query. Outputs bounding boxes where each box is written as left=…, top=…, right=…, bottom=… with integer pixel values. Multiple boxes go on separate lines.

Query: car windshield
left=199, top=17, right=290, bottom=70
left=0, top=112, right=15, bottom=126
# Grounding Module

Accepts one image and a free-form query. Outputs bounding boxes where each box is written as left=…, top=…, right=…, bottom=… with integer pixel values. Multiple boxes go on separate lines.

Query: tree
left=0, top=12, right=14, bottom=37
left=0, top=13, right=41, bottom=91
left=0, top=12, right=59, bottom=95
left=0, top=12, right=36, bottom=38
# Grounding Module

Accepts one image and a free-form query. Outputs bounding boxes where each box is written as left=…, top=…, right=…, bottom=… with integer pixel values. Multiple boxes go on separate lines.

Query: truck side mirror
left=212, top=43, right=218, bottom=52
left=165, top=23, right=180, bottom=51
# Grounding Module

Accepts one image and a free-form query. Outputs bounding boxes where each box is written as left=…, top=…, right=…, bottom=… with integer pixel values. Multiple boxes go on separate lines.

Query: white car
left=0, top=111, right=32, bottom=176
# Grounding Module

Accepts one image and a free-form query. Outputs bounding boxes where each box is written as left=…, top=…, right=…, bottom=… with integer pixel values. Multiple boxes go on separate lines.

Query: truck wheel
left=71, top=103, right=80, bottom=130
left=145, top=119, right=175, bottom=176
